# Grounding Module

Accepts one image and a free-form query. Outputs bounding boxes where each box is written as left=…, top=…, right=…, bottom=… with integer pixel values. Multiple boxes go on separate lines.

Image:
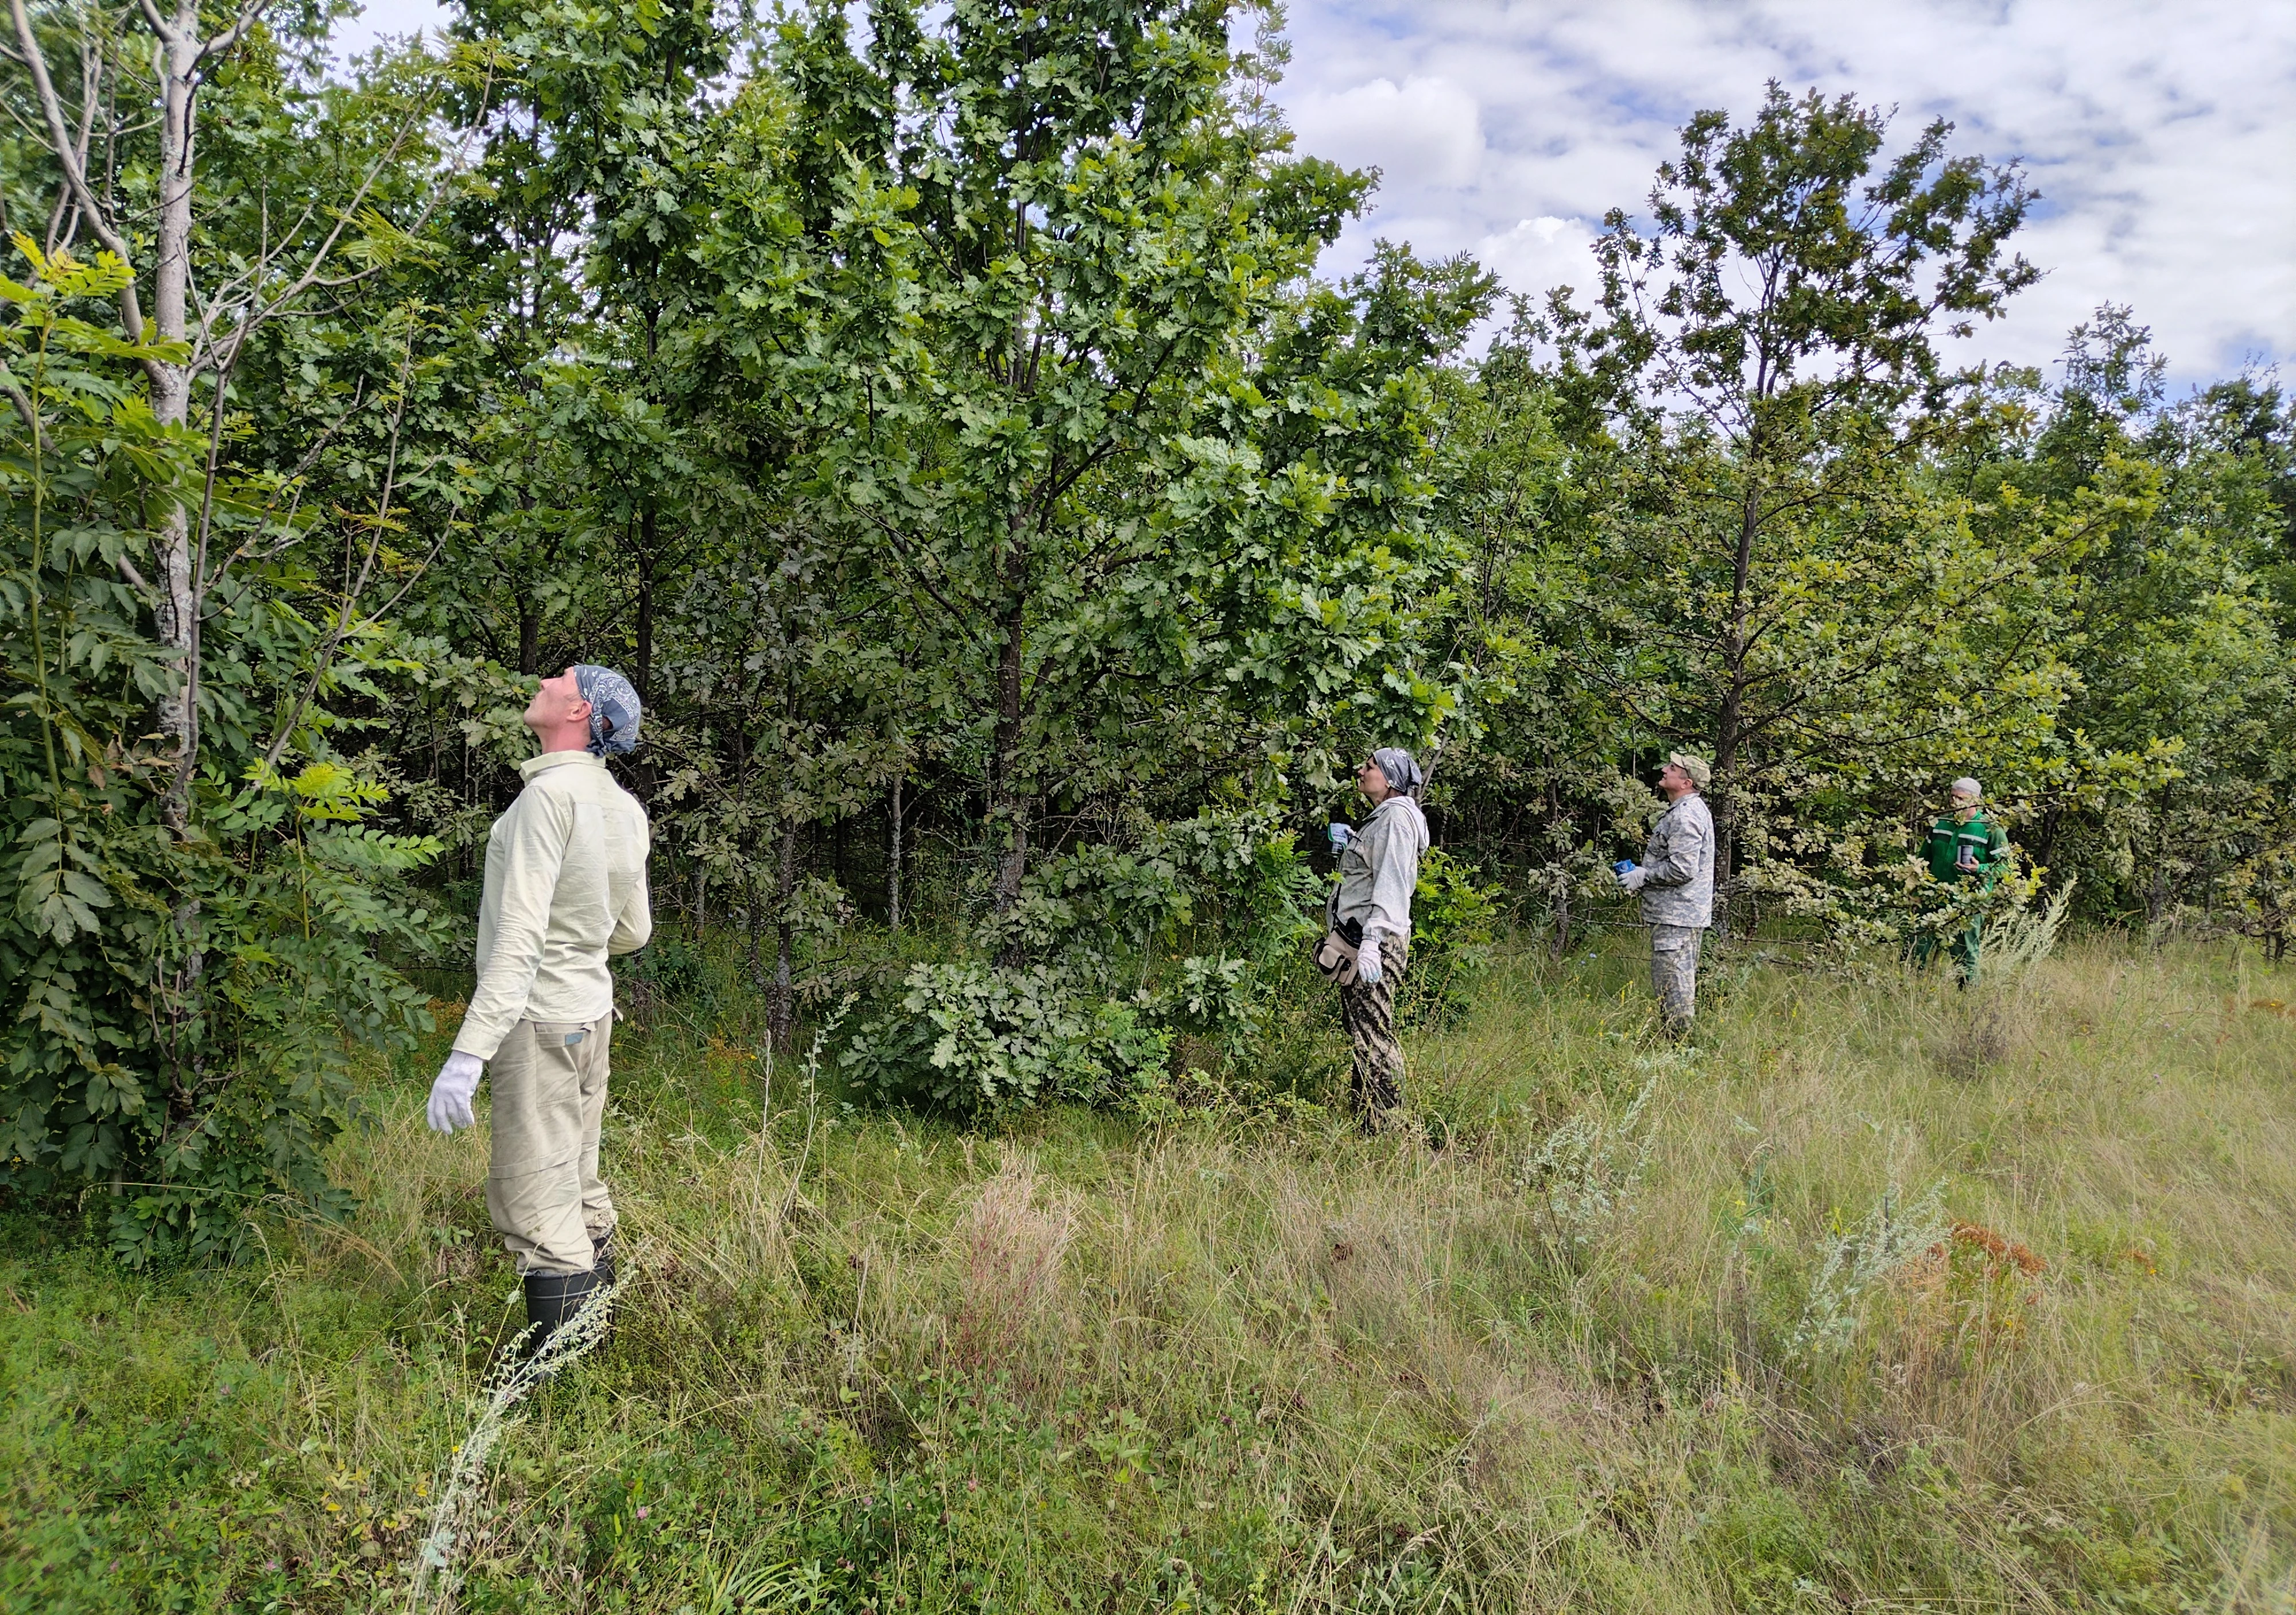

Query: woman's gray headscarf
left=1373, top=747, right=1423, bottom=798
left=572, top=664, right=642, bottom=756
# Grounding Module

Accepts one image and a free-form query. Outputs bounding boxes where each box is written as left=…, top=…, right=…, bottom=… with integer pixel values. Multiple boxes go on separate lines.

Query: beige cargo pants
left=487, top=1013, right=615, bottom=1276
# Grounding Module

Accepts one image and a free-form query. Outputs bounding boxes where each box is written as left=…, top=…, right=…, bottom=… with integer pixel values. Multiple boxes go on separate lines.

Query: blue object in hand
left=1612, top=859, right=1637, bottom=876
left=1328, top=823, right=1353, bottom=850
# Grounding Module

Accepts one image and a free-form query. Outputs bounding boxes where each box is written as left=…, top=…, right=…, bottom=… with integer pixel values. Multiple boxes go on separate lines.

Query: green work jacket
left=1926, top=810, right=2010, bottom=886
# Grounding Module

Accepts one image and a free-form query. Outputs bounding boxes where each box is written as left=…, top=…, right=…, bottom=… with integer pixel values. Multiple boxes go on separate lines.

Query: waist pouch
left=1313, top=916, right=1365, bottom=986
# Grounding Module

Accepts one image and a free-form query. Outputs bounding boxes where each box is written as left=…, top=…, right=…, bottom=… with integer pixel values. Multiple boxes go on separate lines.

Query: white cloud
left=1290, top=76, right=1486, bottom=190
left=330, top=0, right=444, bottom=64
left=1475, top=215, right=1601, bottom=311
left=1281, top=0, right=2296, bottom=385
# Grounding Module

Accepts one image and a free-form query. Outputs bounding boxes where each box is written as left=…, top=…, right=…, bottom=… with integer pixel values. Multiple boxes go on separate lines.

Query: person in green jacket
left=1916, top=777, right=2010, bottom=983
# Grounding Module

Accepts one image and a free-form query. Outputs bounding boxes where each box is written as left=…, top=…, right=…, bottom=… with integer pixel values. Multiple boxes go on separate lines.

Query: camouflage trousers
left=1338, top=932, right=1410, bottom=1118
left=1649, top=924, right=1703, bottom=1035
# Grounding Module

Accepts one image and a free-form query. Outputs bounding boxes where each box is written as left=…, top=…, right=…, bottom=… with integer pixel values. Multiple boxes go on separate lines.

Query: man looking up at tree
left=426, top=665, right=651, bottom=1354
left=1616, top=755, right=1716, bottom=1038
left=1329, top=748, right=1430, bottom=1126
left=1918, top=777, right=2010, bottom=984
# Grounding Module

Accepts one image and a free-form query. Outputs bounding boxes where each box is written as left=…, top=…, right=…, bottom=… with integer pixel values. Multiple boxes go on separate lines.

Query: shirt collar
left=521, top=749, right=604, bottom=782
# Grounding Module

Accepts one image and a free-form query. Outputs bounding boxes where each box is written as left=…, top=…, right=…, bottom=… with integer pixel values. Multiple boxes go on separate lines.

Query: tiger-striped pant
left=1338, top=932, right=1410, bottom=1117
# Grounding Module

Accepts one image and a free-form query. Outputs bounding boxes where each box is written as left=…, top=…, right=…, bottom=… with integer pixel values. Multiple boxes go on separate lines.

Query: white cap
left=1950, top=777, right=1981, bottom=800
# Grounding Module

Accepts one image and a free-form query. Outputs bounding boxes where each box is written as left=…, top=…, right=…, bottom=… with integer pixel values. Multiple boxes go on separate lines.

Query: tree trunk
left=149, top=3, right=202, bottom=830
left=770, top=818, right=798, bottom=1052
left=142, top=0, right=210, bottom=1057
left=518, top=603, right=540, bottom=676
left=746, top=866, right=765, bottom=995
left=9, top=0, right=216, bottom=827
left=634, top=504, right=656, bottom=703
left=2146, top=783, right=2174, bottom=939
left=1548, top=858, right=1572, bottom=963
left=1710, top=477, right=1762, bottom=941
left=887, top=773, right=903, bottom=931
left=634, top=303, right=661, bottom=706
left=1709, top=716, right=1742, bottom=942
left=987, top=572, right=1029, bottom=914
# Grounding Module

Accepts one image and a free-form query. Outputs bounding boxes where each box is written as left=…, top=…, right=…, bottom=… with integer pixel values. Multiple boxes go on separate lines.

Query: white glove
left=428, top=1051, right=484, bottom=1134
left=1355, top=928, right=1384, bottom=985
left=1619, top=866, right=1648, bottom=893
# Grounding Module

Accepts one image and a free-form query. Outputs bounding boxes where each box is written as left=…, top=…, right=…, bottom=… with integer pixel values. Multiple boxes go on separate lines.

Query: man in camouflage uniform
left=1616, top=753, right=1715, bottom=1037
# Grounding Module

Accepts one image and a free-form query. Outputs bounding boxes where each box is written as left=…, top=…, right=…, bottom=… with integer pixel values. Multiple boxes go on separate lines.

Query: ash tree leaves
left=2, top=9, right=458, bottom=1260
left=12, top=818, right=113, bottom=944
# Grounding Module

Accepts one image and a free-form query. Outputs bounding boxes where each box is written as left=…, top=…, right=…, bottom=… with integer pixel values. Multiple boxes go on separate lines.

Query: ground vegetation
left=4, top=936, right=2295, bottom=1609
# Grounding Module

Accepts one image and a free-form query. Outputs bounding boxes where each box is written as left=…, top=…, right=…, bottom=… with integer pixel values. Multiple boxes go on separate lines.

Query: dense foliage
left=2, top=0, right=2289, bottom=1246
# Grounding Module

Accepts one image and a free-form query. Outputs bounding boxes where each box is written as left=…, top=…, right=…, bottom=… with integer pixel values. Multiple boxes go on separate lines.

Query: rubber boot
left=520, top=1265, right=604, bottom=1361
left=588, top=1233, right=618, bottom=1351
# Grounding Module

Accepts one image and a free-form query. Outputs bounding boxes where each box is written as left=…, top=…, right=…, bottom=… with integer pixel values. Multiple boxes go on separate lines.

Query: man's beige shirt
left=453, top=750, right=652, bottom=1063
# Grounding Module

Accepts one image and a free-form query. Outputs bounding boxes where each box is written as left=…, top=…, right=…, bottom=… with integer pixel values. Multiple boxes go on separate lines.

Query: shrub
left=840, top=962, right=1172, bottom=1111
left=840, top=807, right=1316, bottom=1113
left=1394, top=846, right=1502, bottom=1026
left=0, top=244, right=444, bottom=1262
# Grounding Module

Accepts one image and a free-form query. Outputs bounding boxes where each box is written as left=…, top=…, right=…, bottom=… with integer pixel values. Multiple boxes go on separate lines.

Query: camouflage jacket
left=1639, top=792, right=1715, bottom=930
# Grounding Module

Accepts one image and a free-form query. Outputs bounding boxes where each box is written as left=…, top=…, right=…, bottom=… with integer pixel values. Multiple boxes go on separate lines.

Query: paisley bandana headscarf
left=1372, top=746, right=1423, bottom=798
left=572, top=664, right=642, bottom=757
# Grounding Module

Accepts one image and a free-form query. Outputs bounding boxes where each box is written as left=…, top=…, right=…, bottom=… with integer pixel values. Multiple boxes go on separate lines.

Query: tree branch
left=259, top=338, right=418, bottom=771
left=197, top=0, right=268, bottom=64
left=10, top=0, right=148, bottom=346
left=0, top=363, right=45, bottom=448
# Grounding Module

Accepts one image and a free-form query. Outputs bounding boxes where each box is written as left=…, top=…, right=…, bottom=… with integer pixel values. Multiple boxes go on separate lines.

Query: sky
left=336, top=0, right=2296, bottom=388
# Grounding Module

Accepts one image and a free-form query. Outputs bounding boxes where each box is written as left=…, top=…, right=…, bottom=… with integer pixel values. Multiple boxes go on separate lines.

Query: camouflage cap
left=1666, top=752, right=1711, bottom=792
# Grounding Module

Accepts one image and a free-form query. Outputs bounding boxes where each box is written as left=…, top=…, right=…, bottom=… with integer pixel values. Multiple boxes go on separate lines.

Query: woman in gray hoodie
left=1329, top=748, right=1430, bottom=1122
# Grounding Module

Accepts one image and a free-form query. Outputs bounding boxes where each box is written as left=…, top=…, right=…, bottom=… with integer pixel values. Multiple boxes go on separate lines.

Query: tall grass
left=3, top=933, right=2294, bottom=1611
left=406, top=1283, right=616, bottom=1611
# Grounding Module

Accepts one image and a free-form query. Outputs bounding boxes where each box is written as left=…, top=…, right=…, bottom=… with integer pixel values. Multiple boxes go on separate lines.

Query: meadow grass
left=4, top=932, right=2295, bottom=1612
